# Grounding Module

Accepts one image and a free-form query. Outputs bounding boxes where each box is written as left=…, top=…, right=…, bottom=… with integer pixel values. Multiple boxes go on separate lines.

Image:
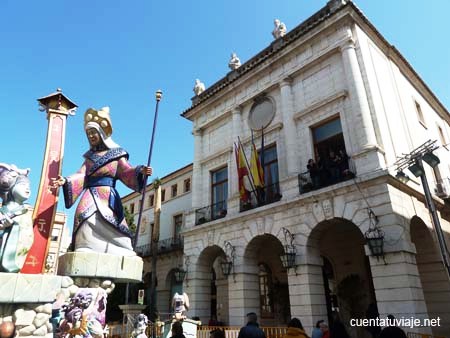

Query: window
left=310, top=117, right=352, bottom=185
left=148, top=194, right=154, bottom=207
left=184, top=178, right=191, bottom=193
left=161, top=189, right=166, bottom=202
left=171, top=184, right=178, bottom=198
left=260, top=143, right=279, bottom=189
left=130, top=203, right=135, bottom=214
left=415, top=100, right=426, bottom=127
left=211, top=167, right=228, bottom=219
left=173, top=214, right=183, bottom=238
left=437, top=125, right=447, bottom=147
left=51, top=228, right=59, bottom=242
left=259, top=263, right=273, bottom=317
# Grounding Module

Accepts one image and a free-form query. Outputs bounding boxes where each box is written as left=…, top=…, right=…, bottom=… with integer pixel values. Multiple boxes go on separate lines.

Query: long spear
left=133, top=89, right=163, bottom=248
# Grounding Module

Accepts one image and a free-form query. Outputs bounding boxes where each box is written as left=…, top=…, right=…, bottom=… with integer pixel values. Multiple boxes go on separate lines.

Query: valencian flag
left=250, top=141, right=264, bottom=188
left=234, top=142, right=250, bottom=203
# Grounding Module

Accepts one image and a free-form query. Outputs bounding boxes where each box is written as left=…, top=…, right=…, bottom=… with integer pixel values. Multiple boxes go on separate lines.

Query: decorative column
left=289, top=260, right=327, bottom=335
left=340, top=38, right=384, bottom=174
left=22, top=89, right=77, bottom=274
left=367, top=249, right=432, bottom=334
left=191, top=129, right=203, bottom=209
left=279, top=78, right=299, bottom=176
left=230, top=106, right=242, bottom=197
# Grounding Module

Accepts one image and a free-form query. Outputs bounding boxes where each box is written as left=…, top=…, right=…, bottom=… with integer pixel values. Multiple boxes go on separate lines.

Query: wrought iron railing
left=135, top=235, right=183, bottom=257
left=298, top=158, right=356, bottom=194
left=239, top=182, right=282, bottom=212
left=195, top=200, right=227, bottom=225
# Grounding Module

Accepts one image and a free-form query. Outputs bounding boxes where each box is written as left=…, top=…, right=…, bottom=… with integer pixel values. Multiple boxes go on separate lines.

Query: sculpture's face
left=86, top=128, right=101, bottom=147
left=12, top=180, right=30, bottom=203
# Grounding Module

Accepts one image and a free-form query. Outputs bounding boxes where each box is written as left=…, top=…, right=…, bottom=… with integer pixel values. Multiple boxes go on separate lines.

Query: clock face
left=248, top=97, right=275, bottom=130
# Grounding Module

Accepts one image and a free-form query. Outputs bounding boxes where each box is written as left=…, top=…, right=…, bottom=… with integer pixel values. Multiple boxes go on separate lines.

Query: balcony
left=298, top=166, right=355, bottom=194
left=135, top=234, right=183, bottom=257
left=195, top=200, right=227, bottom=225
left=240, top=182, right=282, bottom=212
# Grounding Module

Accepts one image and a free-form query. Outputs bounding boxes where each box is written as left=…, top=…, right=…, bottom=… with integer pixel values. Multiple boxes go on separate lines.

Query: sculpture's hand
left=0, top=212, right=13, bottom=228
left=142, top=166, right=153, bottom=176
left=51, top=175, right=66, bottom=188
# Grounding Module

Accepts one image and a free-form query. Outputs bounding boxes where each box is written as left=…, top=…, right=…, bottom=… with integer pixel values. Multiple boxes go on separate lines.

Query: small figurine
left=59, top=288, right=107, bottom=338
left=0, top=165, right=33, bottom=272
left=52, top=107, right=152, bottom=257
left=132, top=314, right=149, bottom=338
left=228, top=52, right=241, bottom=70
left=172, top=292, right=190, bottom=320
left=272, top=19, right=287, bottom=39
left=193, top=79, right=205, bottom=96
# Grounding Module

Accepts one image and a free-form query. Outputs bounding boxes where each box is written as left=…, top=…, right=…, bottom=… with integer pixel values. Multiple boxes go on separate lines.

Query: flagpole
left=134, top=89, right=163, bottom=248
left=237, top=137, right=257, bottom=196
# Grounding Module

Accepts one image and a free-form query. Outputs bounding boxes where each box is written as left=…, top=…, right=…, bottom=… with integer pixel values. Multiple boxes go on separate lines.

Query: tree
left=124, top=206, right=136, bottom=234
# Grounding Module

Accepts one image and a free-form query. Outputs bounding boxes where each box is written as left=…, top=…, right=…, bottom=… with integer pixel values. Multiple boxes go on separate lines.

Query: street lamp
left=364, top=209, right=385, bottom=258
left=396, top=140, right=450, bottom=280
left=221, top=241, right=235, bottom=278
left=280, top=227, right=297, bottom=270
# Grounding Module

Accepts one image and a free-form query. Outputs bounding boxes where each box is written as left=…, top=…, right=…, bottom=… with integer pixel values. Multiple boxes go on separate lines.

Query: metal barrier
left=407, top=332, right=447, bottom=338
left=108, top=324, right=288, bottom=338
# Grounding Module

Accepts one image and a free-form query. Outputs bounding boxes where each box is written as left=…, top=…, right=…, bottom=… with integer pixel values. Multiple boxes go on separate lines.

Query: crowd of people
left=305, top=149, right=353, bottom=191
left=207, top=312, right=408, bottom=338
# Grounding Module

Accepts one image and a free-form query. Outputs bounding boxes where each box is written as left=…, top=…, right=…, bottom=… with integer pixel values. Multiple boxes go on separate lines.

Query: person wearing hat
left=53, top=107, right=152, bottom=256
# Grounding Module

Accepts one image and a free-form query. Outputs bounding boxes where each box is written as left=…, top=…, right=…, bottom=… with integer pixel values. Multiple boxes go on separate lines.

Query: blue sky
left=1, top=0, right=449, bottom=224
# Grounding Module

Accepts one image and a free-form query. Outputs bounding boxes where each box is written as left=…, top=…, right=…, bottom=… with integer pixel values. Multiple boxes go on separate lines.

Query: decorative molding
left=200, top=146, right=233, bottom=166
left=293, top=90, right=348, bottom=121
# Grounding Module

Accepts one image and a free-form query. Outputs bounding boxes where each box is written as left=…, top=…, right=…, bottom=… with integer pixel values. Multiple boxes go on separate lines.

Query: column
left=368, top=250, right=432, bottom=334
left=289, top=262, right=327, bottom=335
left=191, top=128, right=203, bottom=208
left=230, top=106, right=242, bottom=197
left=340, top=38, right=377, bottom=151
left=340, top=38, right=384, bottom=174
left=279, top=78, right=299, bottom=176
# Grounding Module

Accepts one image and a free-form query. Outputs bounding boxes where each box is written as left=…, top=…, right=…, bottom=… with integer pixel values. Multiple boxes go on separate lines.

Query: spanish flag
left=250, top=142, right=264, bottom=188
left=235, top=142, right=250, bottom=202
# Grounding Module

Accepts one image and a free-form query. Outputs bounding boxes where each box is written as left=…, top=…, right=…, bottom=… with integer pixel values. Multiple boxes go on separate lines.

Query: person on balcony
left=307, top=159, right=321, bottom=189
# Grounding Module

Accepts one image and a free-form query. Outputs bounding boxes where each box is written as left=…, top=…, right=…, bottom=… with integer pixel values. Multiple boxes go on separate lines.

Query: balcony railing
left=240, top=182, right=282, bottom=212
left=135, top=234, right=183, bottom=257
left=298, top=164, right=356, bottom=194
left=195, top=200, right=227, bottom=225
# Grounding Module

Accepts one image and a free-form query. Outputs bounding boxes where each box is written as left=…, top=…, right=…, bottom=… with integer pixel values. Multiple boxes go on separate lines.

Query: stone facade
left=123, top=164, right=193, bottom=316
left=179, top=0, right=450, bottom=337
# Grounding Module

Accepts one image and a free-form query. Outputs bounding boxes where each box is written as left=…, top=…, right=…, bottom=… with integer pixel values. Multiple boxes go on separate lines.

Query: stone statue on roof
left=193, top=79, right=205, bottom=96
left=228, top=52, right=241, bottom=70
left=272, top=19, right=287, bottom=39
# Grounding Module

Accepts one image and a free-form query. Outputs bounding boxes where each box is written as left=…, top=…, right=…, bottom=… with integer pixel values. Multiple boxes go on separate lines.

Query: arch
left=410, top=216, right=450, bottom=336
left=243, top=234, right=291, bottom=325
left=191, top=245, right=229, bottom=324
left=306, top=217, right=377, bottom=332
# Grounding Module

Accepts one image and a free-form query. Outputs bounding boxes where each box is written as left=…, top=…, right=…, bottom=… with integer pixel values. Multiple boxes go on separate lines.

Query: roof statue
left=228, top=52, right=241, bottom=70
left=193, top=79, right=205, bottom=96
left=272, top=19, right=287, bottom=39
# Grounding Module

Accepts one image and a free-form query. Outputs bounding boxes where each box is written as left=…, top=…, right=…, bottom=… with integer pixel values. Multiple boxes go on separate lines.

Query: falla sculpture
left=0, top=163, right=33, bottom=273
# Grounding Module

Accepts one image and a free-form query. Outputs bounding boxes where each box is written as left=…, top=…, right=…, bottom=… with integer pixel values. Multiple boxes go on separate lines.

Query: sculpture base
left=0, top=274, right=69, bottom=338
left=58, top=252, right=143, bottom=283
